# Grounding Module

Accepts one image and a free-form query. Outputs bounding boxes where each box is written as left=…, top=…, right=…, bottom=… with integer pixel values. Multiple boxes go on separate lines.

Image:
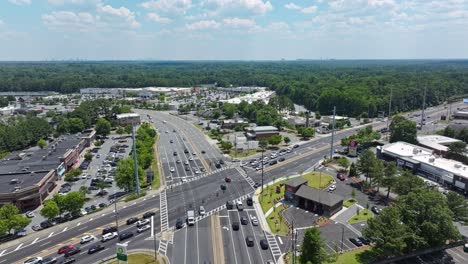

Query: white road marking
left=14, top=243, right=23, bottom=251
left=278, top=237, right=283, bottom=244
left=39, top=241, right=51, bottom=247
left=0, top=259, right=6, bottom=263
left=48, top=232, right=54, bottom=238
left=101, top=214, right=105, bottom=216
left=63, top=227, right=68, bottom=232
left=0, top=250, right=6, bottom=256
left=32, top=238, right=39, bottom=244
left=90, top=218, right=93, bottom=221
left=77, top=222, right=81, bottom=226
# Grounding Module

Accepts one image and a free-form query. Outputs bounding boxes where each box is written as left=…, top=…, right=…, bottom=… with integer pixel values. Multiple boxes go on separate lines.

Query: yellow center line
left=180, top=128, right=211, bottom=173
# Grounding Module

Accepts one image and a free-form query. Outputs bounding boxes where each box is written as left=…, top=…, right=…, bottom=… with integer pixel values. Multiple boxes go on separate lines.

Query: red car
left=337, top=173, right=346, bottom=181
left=58, top=244, right=74, bottom=254
left=224, top=177, right=231, bottom=183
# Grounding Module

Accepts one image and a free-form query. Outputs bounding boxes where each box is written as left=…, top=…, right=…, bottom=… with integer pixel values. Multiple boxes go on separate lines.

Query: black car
left=253, top=183, right=261, bottom=188
left=143, top=211, right=156, bottom=218
left=219, top=159, right=225, bottom=165
left=232, top=222, right=240, bottom=231
left=260, top=239, right=269, bottom=250
left=184, top=149, right=189, bottom=154
left=119, top=232, right=134, bottom=241
left=237, top=203, right=244, bottom=211
left=64, top=247, right=81, bottom=257
left=220, top=184, right=227, bottom=191
left=371, top=206, right=381, bottom=215
left=176, top=218, right=184, bottom=229
left=278, top=157, right=285, bottom=162
left=201, top=150, right=206, bottom=154
left=126, top=217, right=139, bottom=225
left=102, top=226, right=118, bottom=235
left=173, top=151, right=178, bottom=156
left=61, top=258, right=75, bottom=264
left=215, top=163, right=221, bottom=169
left=358, top=236, right=369, bottom=245
left=349, top=238, right=363, bottom=247
left=246, top=197, right=253, bottom=206
left=269, top=160, right=277, bottom=165
left=245, top=236, right=254, bottom=247
left=293, top=144, right=299, bottom=148
left=88, top=244, right=105, bottom=254
left=42, top=257, right=57, bottom=264
left=40, top=220, right=53, bottom=229
left=240, top=216, right=248, bottom=225
left=90, top=205, right=97, bottom=210
left=98, top=203, right=107, bottom=208
left=226, top=201, right=234, bottom=210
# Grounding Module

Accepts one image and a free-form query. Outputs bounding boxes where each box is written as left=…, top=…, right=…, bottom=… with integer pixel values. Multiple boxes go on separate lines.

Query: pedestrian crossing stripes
left=158, top=240, right=168, bottom=255
left=236, top=167, right=256, bottom=187
left=265, top=232, right=282, bottom=258
left=166, top=166, right=232, bottom=189
left=160, top=190, right=169, bottom=232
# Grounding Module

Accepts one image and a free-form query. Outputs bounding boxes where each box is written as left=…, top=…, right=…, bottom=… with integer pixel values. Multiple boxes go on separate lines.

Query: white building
left=220, top=91, right=275, bottom=105
left=378, top=141, right=468, bottom=192
left=417, top=135, right=462, bottom=154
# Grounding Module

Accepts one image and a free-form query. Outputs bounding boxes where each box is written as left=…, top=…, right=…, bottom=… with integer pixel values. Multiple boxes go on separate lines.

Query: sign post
left=116, top=243, right=128, bottom=263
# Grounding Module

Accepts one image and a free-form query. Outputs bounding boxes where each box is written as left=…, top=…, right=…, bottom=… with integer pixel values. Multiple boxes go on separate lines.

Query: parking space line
left=0, top=250, right=6, bottom=256
left=14, top=243, right=23, bottom=251
left=63, top=227, right=68, bottom=232
left=48, top=232, right=54, bottom=238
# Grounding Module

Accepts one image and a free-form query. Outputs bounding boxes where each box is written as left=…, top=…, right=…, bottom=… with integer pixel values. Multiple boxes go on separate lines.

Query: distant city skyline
left=1, top=0, right=468, bottom=60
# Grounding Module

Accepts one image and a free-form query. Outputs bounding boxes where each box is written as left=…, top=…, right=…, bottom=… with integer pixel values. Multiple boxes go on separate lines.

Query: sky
left=0, top=0, right=468, bottom=60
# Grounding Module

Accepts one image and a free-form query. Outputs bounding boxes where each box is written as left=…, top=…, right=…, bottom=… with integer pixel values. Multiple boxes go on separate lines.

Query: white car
left=80, top=235, right=94, bottom=244
left=252, top=217, right=259, bottom=226
left=199, top=206, right=206, bottom=216
left=170, top=167, right=175, bottom=173
left=101, top=232, right=118, bottom=242
left=184, top=161, right=189, bottom=165
left=136, top=219, right=150, bottom=227
left=328, top=185, right=337, bottom=192
left=23, top=257, right=43, bottom=264
left=189, top=157, right=194, bottom=161
left=195, top=170, right=200, bottom=174
left=80, top=209, right=88, bottom=216
left=25, top=211, right=35, bottom=218
left=96, top=154, right=101, bottom=158
left=81, top=173, right=88, bottom=179
left=137, top=224, right=151, bottom=233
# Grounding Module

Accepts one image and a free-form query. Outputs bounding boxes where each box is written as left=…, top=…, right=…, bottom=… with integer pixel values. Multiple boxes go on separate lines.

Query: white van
left=187, top=210, right=195, bottom=226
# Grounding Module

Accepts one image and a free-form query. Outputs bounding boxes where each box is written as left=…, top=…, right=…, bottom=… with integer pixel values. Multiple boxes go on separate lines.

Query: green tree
left=222, top=103, right=237, bottom=118
left=220, top=141, right=233, bottom=152
left=382, top=162, right=399, bottom=200
left=442, top=126, right=456, bottom=138
left=448, top=141, right=467, bottom=156
left=40, top=200, right=60, bottom=220
left=300, top=227, right=330, bottom=264
left=96, top=118, right=111, bottom=136
left=115, top=158, right=145, bottom=192
left=299, top=127, right=315, bottom=139
left=116, top=126, right=125, bottom=135
left=96, top=181, right=108, bottom=194
left=283, top=136, right=291, bottom=144
left=37, top=138, right=47, bottom=149
left=61, top=192, right=85, bottom=214
left=68, top=118, right=85, bottom=133
left=337, top=157, right=350, bottom=169
left=64, top=168, right=81, bottom=182
left=267, top=135, right=283, bottom=146
left=0, top=204, right=31, bottom=234
left=446, top=191, right=468, bottom=221
left=356, top=150, right=376, bottom=183
left=349, top=162, right=357, bottom=177
left=259, top=139, right=268, bottom=150
left=79, top=186, right=90, bottom=196
left=370, top=159, right=385, bottom=190
left=389, top=115, right=417, bottom=144
left=394, top=170, right=425, bottom=195
left=84, top=152, right=93, bottom=161
left=124, top=125, right=132, bottom=134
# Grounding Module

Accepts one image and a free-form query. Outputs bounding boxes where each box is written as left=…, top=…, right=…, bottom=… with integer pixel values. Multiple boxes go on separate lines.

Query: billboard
left=464, top=98, right=468, bottom=104
left=348, top=140, right=358, bottom=157
left=57, top=162, right=66, bottom=177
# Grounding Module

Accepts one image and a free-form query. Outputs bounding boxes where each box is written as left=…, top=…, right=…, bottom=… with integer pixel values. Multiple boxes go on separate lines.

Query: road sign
left=116, top=243, right=128, bottom=262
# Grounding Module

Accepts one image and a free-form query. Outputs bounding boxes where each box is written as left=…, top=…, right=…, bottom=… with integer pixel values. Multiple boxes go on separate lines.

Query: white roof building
left=417, top=135, right=461, bottom=153
left=220, top=91, right=275, bottom=105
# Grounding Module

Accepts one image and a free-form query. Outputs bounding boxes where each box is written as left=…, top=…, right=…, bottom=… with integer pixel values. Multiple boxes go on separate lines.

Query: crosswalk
left=158, top=240, right=168, bottom=255
left=160, top=190, right=169, bottom=232
left=265, top=232, right=282, bottom=258
left=166, top=167, right=232, bottom=189
left=236, top=167, right=256, bottom=187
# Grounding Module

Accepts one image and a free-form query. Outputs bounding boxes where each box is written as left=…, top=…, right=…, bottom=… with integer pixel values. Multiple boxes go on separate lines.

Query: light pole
left=261, top=148, right=264, bottom=194
left=132, top=125, right=140, bottom=195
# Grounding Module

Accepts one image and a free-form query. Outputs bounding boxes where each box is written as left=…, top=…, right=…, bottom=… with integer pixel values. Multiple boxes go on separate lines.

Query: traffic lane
left=244, top=209, right=275, bottom=263
left=171, top=228, right=187, bottom=264
left=221, top=168, right=255, bottom=201
left=185, top=222, right=200, bottom=264
left=0, top=195, right=160, bottom=263
left=228, top=210, right=254, bottom=264
left=196, top=216, right=213, bottom=264
left=219, top=213, right=239, bottom=264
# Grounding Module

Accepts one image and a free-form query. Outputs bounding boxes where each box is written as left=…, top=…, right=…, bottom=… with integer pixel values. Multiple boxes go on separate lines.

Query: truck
left=187, top=210, right=195, bottom=226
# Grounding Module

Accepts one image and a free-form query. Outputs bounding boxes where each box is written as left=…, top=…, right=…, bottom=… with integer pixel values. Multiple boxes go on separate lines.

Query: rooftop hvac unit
left=455, top=164, right=462, bottom=168
left=429, top=157, right=435, bottom=163
left=413, top=148, right=419, bottom=154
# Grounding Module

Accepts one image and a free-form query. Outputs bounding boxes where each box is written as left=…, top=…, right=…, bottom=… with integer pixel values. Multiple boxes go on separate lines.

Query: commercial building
left=377, top=141, right=468, bottom=192
left=244, top=126, right=279, bottom=140
left=80, top=87, right=192, bottom=98
left=322, top=115, right=349, bottom=124
left=0, top=133, right=92, bottom=211
left=417, top=135, right=462, bottom=155
left=284, top=177, right=344, bottom=216
left=116, top=113, right=141, bottom=126
left=452, top=111, right=468, bottom=120
left=220, top=91, right=275, bottom=105
left=220, top=118, right=248, bottom=129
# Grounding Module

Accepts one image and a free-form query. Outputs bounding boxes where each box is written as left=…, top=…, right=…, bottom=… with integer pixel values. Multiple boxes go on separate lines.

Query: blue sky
left=1, top=0, right=468, bottom=60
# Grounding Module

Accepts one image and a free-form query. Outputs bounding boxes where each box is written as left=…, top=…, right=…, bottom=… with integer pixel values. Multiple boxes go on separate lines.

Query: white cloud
left=223, top=17, right=255, bottom=28
left=301, top=5, right=318, bottom=14
left=47, top=0, right=101, bottom=5
left=97, top=4, right=140, bottom=28
left=448, top=10, right=468, bottom=18
left=367, top=0, right=395, bottom=7
left=140, top=0, right=192, bottom=14
left=284, top=3, right=301, bottom=10
left=146, top=13, right=172, bottom=24
left=202, top=0, right=273, bottom=15
left=8, top=0, right=31, bottom=5
left=186, top=20, right=220, bottom=30
left=42, top=11, right=97, bottom=31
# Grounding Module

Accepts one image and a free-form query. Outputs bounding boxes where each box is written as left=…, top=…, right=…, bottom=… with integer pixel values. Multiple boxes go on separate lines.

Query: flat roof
left=285, top=177, right=308, bottom=188
left=295, top=185, right=343, bottom=207
left=116, top=113, right=140, bottom=119
left=417, top=135, right=461, bottom=152
left=382, top=141, right=468, bottom=179
left=252, top=126, right=278, bottom=132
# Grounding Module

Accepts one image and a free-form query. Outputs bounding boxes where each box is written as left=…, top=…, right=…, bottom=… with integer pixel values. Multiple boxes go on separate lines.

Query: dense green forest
left=1, top=60, right=468, bottom=116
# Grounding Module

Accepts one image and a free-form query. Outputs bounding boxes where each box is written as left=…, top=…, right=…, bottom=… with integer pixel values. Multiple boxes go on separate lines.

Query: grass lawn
left=151, top=156, right=160, bottom=190
left=266, top=205, right=290, bottom=236
left=328, top=248, right=367, bottom=264
left=229, top=149, right=259, bottom=158
left=302, top=172, right=334, bottom=189
left=343, top=199, right=357, bottom=208
left=348, top=209, right=374, bottom=224
left=108, top=253, right=160, bottom=264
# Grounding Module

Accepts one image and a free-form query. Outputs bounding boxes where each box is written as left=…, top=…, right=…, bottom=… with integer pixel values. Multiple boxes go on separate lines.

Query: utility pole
left=291, top=221, right=295, bottom=264
left=261, top=149, right=264, bottom=194
left=421, top=85, right=427, bottom=127
left=152, top=216, right=157, bottom=260
left=386, top=87, right=393, bottom=140
left=329, top=106, right=336, bottom=159
left=132, top=125, right=141, bottom=195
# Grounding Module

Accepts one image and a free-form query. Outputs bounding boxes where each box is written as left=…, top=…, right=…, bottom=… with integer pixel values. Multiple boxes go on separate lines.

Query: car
left=102, top=226, right=118, bottom=235
left=371, top=206, right=381, bottom=215
left=143, top=211, right=156, bottom=218
left=251, top=217, right=259, bottom=226
left=165, top=131, right=168, bottom=133
left=41, top=257, right=57, bottom=264
left=96, top=154, right=101, bottom=158
left=136, top=219, right=150, bottom=227
left=240, top=216, right=248, bottom=225
left=173, top=129, right=176, bottom=132
left=80, top=174, right=87, bottom=179
left=23, top=257, right=43, bottom=264
left=64, top=247, right=81, bottom=257
left=58, top=245, right=74, bottom=254
left=137, top=224, right=151, bottom=233
left=246, top=197, right=253, bottom=206
left=184, top=149, right=189, bottom=154
left=337, top=173, right=346, bottom=181
left=60, top=258, right=75, bottom=264
left=269, top=160, right=277, bottom=165
left=226, top=201, right=234, bottom=210
left=88, top=244, right=105, bottom=254
left=220, top=184, right=227, bottom=191
left=25, top=211, right=35, bottom=218
left=101, top=232, right=118, bottom=242
left=119, top=232, right=134, bottom=241
left=266, top=261, right=275, bottom=264
left=232, top=222, right=240, bottom=231
left=201, top=150, right=206, bottom=154
left=80, top=235, right=94, bottom=244
left=260, top=239, right=269, bottom=249
left=195, top=170, right=200, bottom=174
left=278, top=157, right=285, bottom=162
left=176, top=159, right=181, bottom=163
left=349, top=238, right=363, bottom=247
left=253, top=182, right=261, bottom=188
left=176, top=218, right=184, bottom=229
left=170, top=140, right=174, bottom=143
left=245, top=236, right=254, bottom=247
left=237, top=203, right=244, bottom=211
left=88, top=186, right=99, bottom=191
left=90, top=204, right=97, bottom=210
left=170, top=167, right=175, bottom=173
left=31, top=224, right=42, bottom=231
left=464, top=243, right=468, bottom=253
left=293, top=144, right=299, bottom=148
left=219, top=159, right=225, bottom=164
left=99, top=203, right=107, bottom=208
left=173, top=151, right=178, bottom=156
left=199, top=206, right=206, bottom=216
left=224, top=177, right=231, bottom=182
left=189, top=157, right=194, bottom=161
left=358, top=236, right=369, bottom=245
left=215, top=163, right=221, bottom=169
left=126, top=217, right=139, bottom=225
left=328, top=185, right=336, bottom=192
